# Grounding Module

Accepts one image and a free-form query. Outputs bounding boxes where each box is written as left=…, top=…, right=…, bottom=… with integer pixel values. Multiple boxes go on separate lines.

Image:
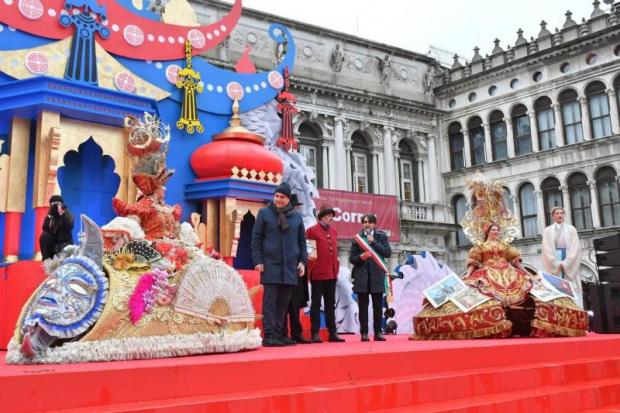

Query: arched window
left=468, top=116, right=485, bottom=166
left=448, top=122, right=464, bottom=171
left=502, top=187, right=513, bottom=213
left=535, top=97, right=556, bottom=150
left=399, top=140, right=417, bottom=202
left=298, top=123, right=323, bottom=187
left=351, top=131, right=372, bottom=193
left=568, top=172, right=593, bottom=230
left=519, top=183, right=538, bottom=237
left=541, top=177, right=563, bottom=226
left=489, top=110, right=507, bottom=160
left=596, top=166, right=620, bottom=227
left=586, top=81, right=612, bottom=139
left=511, top=104, right=532, bottom=155
left=559, top=89, right=583, bottom=144
left=453, top=195, right=468, bottom=246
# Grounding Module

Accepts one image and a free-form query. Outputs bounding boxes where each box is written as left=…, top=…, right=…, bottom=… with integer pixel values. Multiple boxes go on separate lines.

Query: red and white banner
left=315, top=189, right=400, bottom=242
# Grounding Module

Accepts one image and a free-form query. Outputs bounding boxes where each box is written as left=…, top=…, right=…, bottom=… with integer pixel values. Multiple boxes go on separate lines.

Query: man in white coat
left=541, top=207, right=583, bottom=308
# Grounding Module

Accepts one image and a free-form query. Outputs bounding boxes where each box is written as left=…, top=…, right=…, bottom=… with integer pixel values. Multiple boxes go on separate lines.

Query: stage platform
left=2, top=333, right=620, bottom=412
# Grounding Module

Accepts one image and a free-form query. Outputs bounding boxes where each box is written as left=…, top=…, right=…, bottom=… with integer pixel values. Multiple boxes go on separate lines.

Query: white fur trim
left=5, top=329, right=261, bottom=364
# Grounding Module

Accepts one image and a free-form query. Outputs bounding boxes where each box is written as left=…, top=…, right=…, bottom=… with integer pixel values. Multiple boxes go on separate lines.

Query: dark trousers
left=283, top=280, right=306, bottom=338
left=358, top=292, right=383, bottom=335
left=262, top=283, right=293, bottom=339
left=310, top=279, right=337, bottom=335
left=39, top=231, right=57, bottom=260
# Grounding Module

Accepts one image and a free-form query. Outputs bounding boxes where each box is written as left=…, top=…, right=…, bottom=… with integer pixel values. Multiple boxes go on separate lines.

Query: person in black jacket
left=39, top=195, right=74, bottom=260
left=251, top=182, right=308, bottom=347
left=349, top=213, right=391, bottom=342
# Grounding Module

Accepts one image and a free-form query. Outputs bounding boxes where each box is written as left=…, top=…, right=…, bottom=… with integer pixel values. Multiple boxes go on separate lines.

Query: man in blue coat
left=251, top=182, right=308, bottom=347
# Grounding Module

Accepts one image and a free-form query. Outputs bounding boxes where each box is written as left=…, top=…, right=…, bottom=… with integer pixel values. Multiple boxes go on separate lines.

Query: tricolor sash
left=354, top=233, right=389, bottom=275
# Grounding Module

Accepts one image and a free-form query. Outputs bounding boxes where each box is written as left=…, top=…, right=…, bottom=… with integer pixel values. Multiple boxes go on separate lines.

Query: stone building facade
left=192, top=0, right=620, bottom=276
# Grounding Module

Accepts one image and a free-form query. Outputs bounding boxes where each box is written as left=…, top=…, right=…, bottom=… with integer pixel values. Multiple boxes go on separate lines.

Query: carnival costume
left=7, top=114, right=260, bottom=364
left=412, top=179, right=588, bottom=339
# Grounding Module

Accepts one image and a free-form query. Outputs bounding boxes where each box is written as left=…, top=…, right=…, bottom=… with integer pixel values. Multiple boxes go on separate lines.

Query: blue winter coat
left=251, top=203, right=308, bottom=285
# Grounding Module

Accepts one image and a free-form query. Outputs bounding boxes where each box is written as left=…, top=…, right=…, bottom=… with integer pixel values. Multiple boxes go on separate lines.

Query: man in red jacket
left=305, top=205, right=345, bottom=343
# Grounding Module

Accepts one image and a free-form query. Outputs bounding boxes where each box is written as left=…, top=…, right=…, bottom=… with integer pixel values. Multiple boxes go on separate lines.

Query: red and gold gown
left=412, top=240, right=588, bottom=339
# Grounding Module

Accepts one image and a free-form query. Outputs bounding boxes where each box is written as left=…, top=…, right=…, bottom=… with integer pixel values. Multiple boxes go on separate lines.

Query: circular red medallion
left=165, top=65, right=181, bottom=84
left=268, top=71, right=284, bottom=89
left=188, top=29, right=206, bottom=49
left=25, top=51, right=48, bottom=74
left=18, top=0, right=44, bottom=20
left=124, top=25, right=145, bottom=47
left=114, top=72, right=136, bottom=93
left=226, top=82, right=244, bottom=100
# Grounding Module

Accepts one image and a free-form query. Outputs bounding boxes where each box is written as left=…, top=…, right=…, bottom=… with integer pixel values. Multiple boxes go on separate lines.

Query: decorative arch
left=595, top=165, right=620, bottom=227
left=350, top=130, right=373, bottom=193
left=511, top=103, right=532, bottom=155
left=518, top=181, right=538, bottom=237
left=467, top=115, right=485, bottom=166
left=534, top=96, right=556, bottom=150
left=448, top=121, right=464, bottom=171
left=540, top=176, right=562, bottom=226
left=585, top=80, right=613, bottom=138
left=489, top=109, right=507, bottom=161
left=567, top=171, right=593, bottom=230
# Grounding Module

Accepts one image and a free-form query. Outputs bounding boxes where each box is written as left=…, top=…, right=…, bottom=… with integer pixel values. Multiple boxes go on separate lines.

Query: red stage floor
left=2, top=333, right=620, bottom=412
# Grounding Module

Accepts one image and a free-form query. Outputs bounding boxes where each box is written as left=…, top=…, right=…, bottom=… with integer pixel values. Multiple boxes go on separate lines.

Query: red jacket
left=305, top=223, right=339, bottom=281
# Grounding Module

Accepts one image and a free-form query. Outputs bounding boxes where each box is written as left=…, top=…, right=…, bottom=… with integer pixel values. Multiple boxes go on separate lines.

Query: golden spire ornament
left=175, top=40, right=204, bottom=134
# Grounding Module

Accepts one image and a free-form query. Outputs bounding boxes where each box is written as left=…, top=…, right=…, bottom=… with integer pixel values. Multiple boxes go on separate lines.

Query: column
left=482, top=122, right=493, bottom=162
left=578, top=97, right=593, bottom=140
left=328, top=141, right=336, bottom=189
left=427, top=135, right=440, bottom=202
left=528, top=111, right=539, bottom=152
left=589, top=181, right=601, bottom=228
left=422, top=158, right=429, bottom=202
left=462, top=129, right=471, bottom=167
left=372, top=150, right=380, bottom=193
left=511, top=193, right=521, bottom=231
left=561, top=186, right=572, bottom=224
left=417, top=159, right=425, bottom=203
left=377, top=150, right=385, bottom=194
left=382, top=126, right=396, bottom=195
left=321, top=143, right=329, bottom=189
left=393, top=149, right=401, bottom=199
left=334, top=116, right=347, bottom=189
left=607, top=89, right=620, bottom=135
left=535, top=190, right=545, bottom=235
left=345, top=142, right=352, bottom=191
left=552, top=103, right=565, bottom=146
left=505, top=117, right=516, bottom=158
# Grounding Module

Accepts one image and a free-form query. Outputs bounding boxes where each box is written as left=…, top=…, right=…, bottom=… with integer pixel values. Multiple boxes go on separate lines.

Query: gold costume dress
left=412, top=239, right=588, bottom=340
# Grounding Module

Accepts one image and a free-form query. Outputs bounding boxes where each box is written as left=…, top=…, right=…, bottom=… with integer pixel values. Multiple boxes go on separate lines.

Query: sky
left=220, top=0, right=601, bottom=62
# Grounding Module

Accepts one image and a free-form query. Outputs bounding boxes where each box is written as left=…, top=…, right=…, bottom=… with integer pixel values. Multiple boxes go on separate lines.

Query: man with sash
left=349, top=213, right=392, bottom=341
left=542, top=206, right=583, bottom=308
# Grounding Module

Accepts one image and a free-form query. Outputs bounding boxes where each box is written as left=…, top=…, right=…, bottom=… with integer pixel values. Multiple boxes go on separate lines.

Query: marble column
left=321, top=142, right=329, bottom=189
left=607, top=89, right=620, bottom=135
left=462, top=129, right=471, bottom=168
left=535, top=190, right=545, bottom=235
left=372, top=150, right=380, bottom=194
left=589, top=181, right=601, bottom=228
left=382, top=126, right=396, bottom=195
left=393, top=149, right=401, bottom=199
left=334, top=116, right=347, bottom=189
left=483, top=122, right=493, bottom=162
left=505, top=117, right=516, bottom=158
left=561, top=186, right=573, bottom=224
left=345, top=142, right=352, bottom=191
left=578, top=97, right=593, bottom=140
left=529, top=111, right=540, bottom=152
left=552, top=103, right=565, bottom=146
left=417, top=159, right=425, bottom=203
left=427, top=134, right=440, bottom=202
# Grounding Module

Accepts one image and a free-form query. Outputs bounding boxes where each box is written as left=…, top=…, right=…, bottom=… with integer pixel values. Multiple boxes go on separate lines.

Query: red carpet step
left=2, top=334, right=620, bottom=412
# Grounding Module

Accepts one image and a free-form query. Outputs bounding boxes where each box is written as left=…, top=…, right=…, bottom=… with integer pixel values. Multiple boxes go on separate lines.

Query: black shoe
left=293, top=335, right=313, bottom=344
left=279, top=337, right=297, bottom=346
left=374, top=333, right=386, bottom=341
left=262, top=337, right=286, bottom=347
left=328, top=334, right=345, bottom=343
left=361, top=333, right=370, bottom=342
left=311, top=333, right=322, bottom=343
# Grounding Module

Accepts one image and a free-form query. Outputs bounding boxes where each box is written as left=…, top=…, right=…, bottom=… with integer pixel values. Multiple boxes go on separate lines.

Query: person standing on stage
left=252, top=182, right=308, bottom=347
left=349, top=213, right=391, bottom=342
left=282, top=194, right=312, bottom=344
left=305, top=205, right=345, bottom=343
left=39, top=195, right=74, bottom=260
left=542, top=206, right=584, bottom=307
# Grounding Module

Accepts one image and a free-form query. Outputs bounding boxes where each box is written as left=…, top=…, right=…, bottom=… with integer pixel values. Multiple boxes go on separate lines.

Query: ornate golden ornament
left=175, top=41, right=204, bottom=134
left=460, top=178, right=520, bottom=245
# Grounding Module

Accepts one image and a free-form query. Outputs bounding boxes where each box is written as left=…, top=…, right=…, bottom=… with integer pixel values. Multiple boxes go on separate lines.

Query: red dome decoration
left=191, top=100, right=282, bottom=182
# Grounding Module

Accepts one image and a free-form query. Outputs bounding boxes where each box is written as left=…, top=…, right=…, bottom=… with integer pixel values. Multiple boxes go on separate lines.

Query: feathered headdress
left=460, top=177, right=520, bottom=245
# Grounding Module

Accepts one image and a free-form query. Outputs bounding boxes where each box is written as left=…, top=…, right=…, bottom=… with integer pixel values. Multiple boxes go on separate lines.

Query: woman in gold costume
left=412, top=180, right=588, bottom=339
